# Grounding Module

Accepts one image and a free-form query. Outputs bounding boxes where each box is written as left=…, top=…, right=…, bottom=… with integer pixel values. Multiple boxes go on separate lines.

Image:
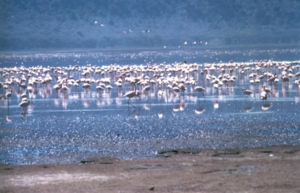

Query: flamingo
left=194, top=86, right=205, bottom=92
left=260, top=86, right=268, bottom=100
left=242, top=88, right=253, bottom=96
left=124, top=90, right=141, bottom=104
left=19, top=98, right=30, bottom=107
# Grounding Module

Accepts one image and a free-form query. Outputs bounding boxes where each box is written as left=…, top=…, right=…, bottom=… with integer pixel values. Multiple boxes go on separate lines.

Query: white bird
left=5, top=90, right=12, bottom=98
left=142, top=85, right=151, bottom=93
left=19, top=98, right=30, bottom=107
left=194, top=86, right=205, bottom=92
left=82, top=82, right=90, bottom=89
left=124, top=90, right=140, bottom=99
left=260, top=86, right=268, bottom=100
left=262, top=103, right=272, bottom=111
left=195, top=107, right=205, bottom=114
left=242, top=88, right=252, bottom=96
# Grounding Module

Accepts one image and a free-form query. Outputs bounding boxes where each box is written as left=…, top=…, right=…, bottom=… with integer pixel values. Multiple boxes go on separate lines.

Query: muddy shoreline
left=1, top=145, right=300, bottom=193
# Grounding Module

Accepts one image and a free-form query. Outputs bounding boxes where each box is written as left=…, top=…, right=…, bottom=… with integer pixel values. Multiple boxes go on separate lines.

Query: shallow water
left=1, top=46, right=300, bottom=67
left=0, top=48, right=300, bottom=165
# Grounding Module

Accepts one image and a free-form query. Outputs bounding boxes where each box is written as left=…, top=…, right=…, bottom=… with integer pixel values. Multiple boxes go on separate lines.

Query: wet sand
left=1, top=145, right=300, bottom=193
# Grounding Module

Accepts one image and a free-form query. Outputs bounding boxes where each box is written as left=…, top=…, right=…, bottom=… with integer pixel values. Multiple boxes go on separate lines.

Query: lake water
left=1, top=47, right=300, bottom=165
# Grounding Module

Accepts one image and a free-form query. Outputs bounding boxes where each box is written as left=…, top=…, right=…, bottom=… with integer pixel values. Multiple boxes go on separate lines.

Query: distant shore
left=1, top=145, right=300, bottom=193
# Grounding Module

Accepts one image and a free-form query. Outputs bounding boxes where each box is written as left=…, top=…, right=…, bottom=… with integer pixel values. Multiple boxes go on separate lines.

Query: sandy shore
left=1, top=145, right=300, bottom=193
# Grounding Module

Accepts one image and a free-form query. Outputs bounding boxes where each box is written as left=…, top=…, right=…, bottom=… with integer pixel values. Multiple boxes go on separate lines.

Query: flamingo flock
left=0, top=60, right=300, bottom=116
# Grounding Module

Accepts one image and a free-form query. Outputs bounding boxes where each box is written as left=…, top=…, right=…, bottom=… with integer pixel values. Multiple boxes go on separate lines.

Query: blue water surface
left=0, top=48, right=300, bottom=165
